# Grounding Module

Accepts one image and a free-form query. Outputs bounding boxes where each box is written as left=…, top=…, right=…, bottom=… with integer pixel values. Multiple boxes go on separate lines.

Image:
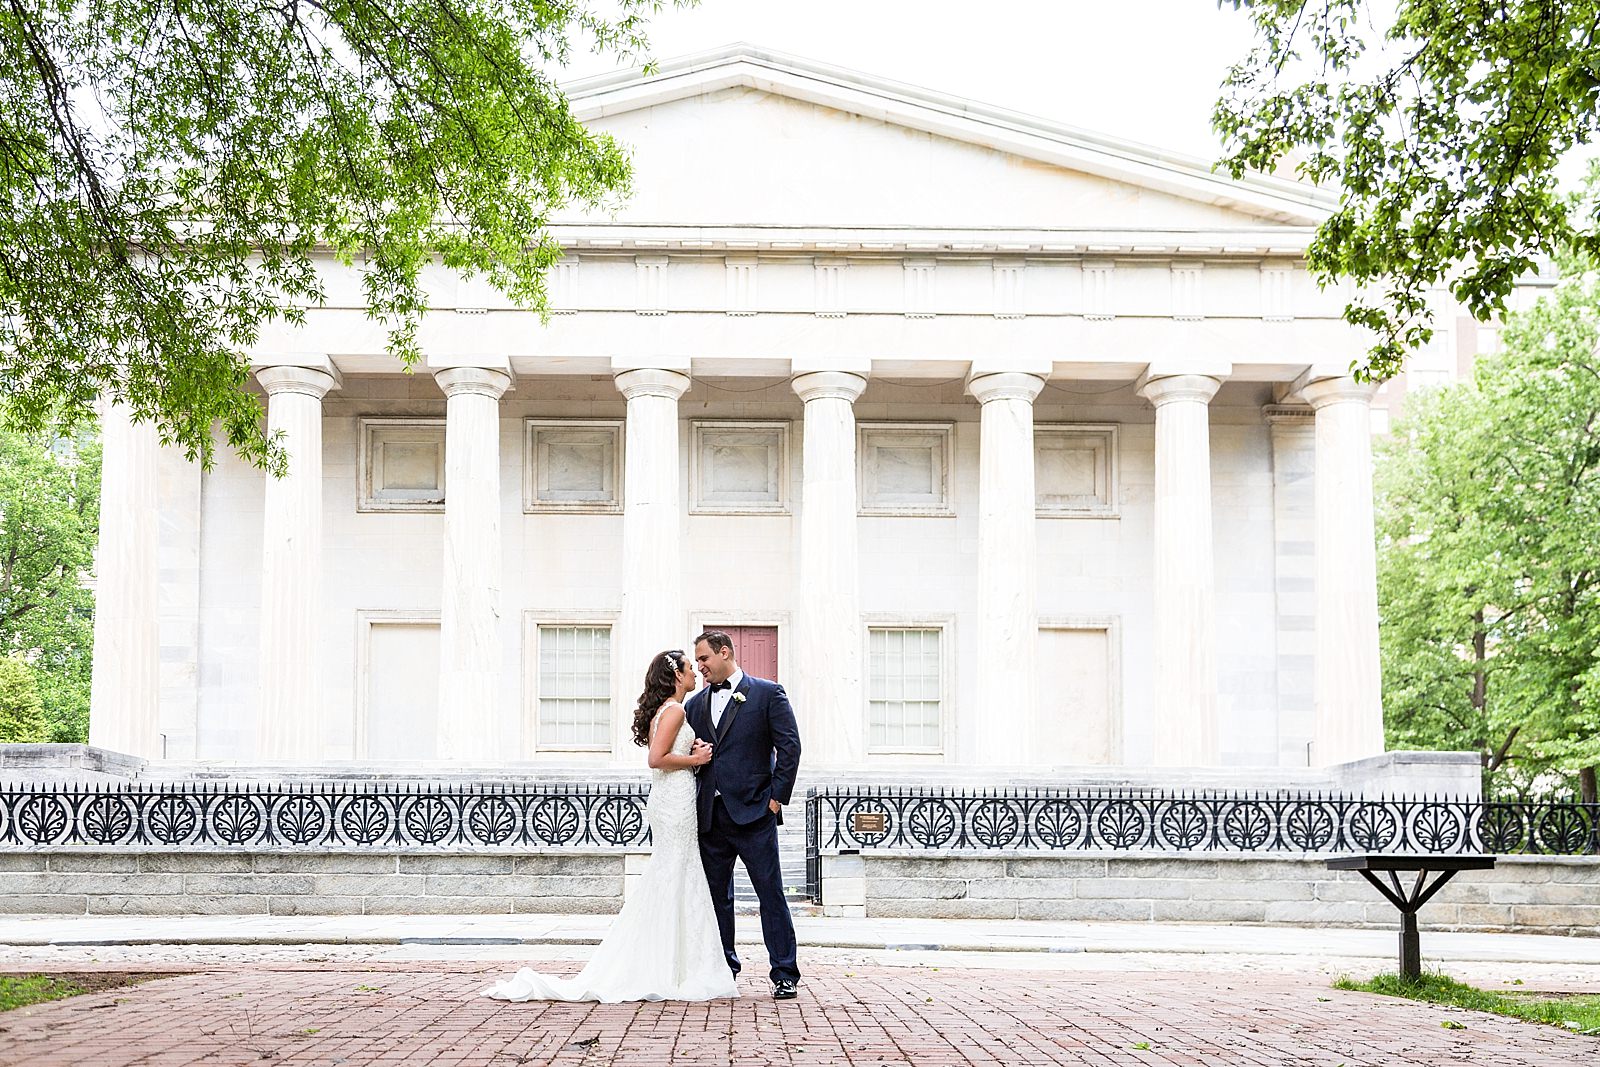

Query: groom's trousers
left=700, top=796, right=800, bottom=985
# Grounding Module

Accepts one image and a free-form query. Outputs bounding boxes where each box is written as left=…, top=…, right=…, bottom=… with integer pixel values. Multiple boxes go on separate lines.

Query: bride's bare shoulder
left=650, top=701, right=686, bottom=736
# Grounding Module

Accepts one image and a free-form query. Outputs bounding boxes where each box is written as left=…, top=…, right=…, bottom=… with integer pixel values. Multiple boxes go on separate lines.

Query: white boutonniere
left=731, top=692, right=746, bottom=704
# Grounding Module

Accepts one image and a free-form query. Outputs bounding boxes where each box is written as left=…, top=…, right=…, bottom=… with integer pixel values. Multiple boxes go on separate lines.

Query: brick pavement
left=0, top=959, right=1594, bottom=1066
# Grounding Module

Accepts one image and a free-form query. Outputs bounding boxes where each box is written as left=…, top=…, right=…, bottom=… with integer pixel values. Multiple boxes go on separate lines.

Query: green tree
left=0, top=657, right=49, bottom=744
left=1215, top=1, right=1600, bottom=380
left=1376, top=387, right=1520, bottom=779
left=0, top=428, right=99, bottom=743
left=1376, top=257, right=1600, bottom=800
left=3, top=0, right=676, bottom=469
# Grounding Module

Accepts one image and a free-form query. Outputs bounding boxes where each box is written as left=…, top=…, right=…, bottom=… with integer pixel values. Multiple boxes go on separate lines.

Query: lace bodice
left=649, top=705, right=697, bottom=784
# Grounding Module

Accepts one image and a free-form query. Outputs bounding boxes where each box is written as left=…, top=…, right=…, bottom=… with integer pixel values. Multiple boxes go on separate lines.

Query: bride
left=482, top=650, right=740, bottom=1002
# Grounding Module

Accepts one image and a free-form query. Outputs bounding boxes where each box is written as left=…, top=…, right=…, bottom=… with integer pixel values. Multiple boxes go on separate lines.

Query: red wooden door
left=719, top=626, right=778, bottom=681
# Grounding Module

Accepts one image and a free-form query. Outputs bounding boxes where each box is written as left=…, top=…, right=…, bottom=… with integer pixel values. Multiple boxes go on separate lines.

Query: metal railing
left=803, top=787, right=1600, bottom=903
left=0, top=780, right=652, bottom=851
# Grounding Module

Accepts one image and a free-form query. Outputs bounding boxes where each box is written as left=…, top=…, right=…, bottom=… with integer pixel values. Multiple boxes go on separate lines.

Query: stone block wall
left=822, top=852, right=1600, bottom=935
left=0, top=852, right=627, bottom=916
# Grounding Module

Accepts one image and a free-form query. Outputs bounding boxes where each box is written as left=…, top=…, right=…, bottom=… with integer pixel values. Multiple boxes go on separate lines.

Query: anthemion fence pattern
left=806, top=787, right=1600, bottom=860
left=0, top=782, right=652, bottom=851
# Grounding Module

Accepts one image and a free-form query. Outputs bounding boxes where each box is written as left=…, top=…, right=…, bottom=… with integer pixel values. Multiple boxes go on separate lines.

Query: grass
left=1334, top=972, right=1600, bottom=1035
left=0, top=975, right=89, bottom=1012
left=0, top=971, right=175, bottom=1012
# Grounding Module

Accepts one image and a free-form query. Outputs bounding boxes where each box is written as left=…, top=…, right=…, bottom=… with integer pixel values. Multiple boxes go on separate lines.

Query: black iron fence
left=803, top=787, right=1600, bottom=902
left=0, top=781, right=651, bottom=851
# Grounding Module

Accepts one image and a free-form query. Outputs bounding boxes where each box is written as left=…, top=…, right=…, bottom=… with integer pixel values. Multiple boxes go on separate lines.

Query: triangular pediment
left=561, top=46, right=1331, bottom=232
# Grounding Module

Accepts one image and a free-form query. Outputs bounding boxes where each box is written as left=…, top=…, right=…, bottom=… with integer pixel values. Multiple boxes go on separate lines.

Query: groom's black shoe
left=773, top=980, right=798, bottom=1000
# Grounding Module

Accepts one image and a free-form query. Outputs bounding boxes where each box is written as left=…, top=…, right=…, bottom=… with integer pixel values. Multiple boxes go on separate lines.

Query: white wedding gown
left=482, top=709, right=739, bottom=1002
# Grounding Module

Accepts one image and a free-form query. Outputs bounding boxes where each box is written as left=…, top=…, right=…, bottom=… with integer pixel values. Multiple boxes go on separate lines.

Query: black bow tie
left=708, top=680, right=732, bottom=693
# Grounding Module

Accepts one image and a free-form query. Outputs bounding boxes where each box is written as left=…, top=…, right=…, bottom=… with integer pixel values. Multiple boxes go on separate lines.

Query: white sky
left=560, top=0, right=1260, bottom=163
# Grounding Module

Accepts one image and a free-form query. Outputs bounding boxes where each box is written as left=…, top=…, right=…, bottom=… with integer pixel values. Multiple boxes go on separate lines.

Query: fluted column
left=256, top=364, right=338, bottom=760
left=434, top=366, right=512, bottom=760
left=969, top=371, right=1046, bottom=766
left=1137, top=373, right=1223, bottom=767
left=1303, top=374, right=1384, bottom=765
left=613, top=368, right=691, bottom=756
left=88, top=401, right=161, bottom=757
left=792, top=370, right=868, bottom=766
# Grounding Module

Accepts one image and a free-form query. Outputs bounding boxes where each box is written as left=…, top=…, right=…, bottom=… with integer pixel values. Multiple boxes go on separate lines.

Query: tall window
left=537, top=625, right=611, bottom=749
left=868, top=627, right=943, bottom=752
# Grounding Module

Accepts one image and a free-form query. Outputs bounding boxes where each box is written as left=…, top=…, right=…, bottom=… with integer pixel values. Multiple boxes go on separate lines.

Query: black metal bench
left=1325, top=854, right=1497, bottom=978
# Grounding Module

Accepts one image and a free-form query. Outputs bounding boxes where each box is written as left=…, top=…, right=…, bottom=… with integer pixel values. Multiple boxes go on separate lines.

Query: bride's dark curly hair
left=631, top=649, right=688, bottom=747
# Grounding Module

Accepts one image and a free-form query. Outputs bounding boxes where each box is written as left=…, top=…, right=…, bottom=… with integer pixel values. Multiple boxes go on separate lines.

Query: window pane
left=867, top=627, right=941, bottom=751
left=538, top=625, right=611, bottom=747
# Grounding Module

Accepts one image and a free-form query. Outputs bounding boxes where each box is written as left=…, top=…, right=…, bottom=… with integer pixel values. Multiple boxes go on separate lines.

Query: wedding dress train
left=481, top=711, right=739, bottom=1002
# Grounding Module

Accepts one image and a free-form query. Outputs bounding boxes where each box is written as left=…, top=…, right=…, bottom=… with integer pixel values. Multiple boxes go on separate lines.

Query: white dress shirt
left=709, top=668, right=744, bottom=731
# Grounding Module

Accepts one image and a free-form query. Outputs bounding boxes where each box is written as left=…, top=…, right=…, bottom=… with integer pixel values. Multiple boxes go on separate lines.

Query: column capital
left=1300, top=374, right=1379, bottom=409
left=967, top=371, right=1045, bottom=405
left=255, top=365, right=339, bottom=399
left=792, top=370, right=867, bottom=404
left=1136, top=373, right=1223, bottom=407
left=434, top=366, right=512, bottom=400
left=614, top=367, right=691, bottom=402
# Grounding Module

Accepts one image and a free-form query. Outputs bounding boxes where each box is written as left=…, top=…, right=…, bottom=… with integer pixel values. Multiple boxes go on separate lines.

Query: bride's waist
left=649, top=768, right=695, bottom=787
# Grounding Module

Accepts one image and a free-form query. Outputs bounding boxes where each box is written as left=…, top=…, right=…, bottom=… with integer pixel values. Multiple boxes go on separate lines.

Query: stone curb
left=0, top=932, right=1455, bottom=957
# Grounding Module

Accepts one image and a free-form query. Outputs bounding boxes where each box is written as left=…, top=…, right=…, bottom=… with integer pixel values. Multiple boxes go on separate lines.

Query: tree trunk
left=1580, top=765, right=1597, bottom=806
left=1487, top=725, right=1520, bottom=773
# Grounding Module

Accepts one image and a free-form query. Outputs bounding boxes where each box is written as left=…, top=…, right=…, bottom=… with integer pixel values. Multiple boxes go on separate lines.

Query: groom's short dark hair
left=695, top=630, right=734, bottom=655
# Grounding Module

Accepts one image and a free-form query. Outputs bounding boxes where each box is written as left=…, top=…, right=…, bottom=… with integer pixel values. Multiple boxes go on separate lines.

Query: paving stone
left=0, top=894, right=86, bottom=915
left=182, top=874, right=314, bottom=895
left=308, top=874, right=426, bottom=896
left=423, top=874, right=622, bottom=898
left=509, top=855, right=621, bottom=876
left=266, top=895, right=365, bottom=916
left=2, top=961, right=1593, bottom=1067
left=1015, top=898, right=1154, bottom=921
left=362, top=896, right=519, bottom=915
left=867, top=857, right=1006, bottom=879
left=42, top=874, right=185, bottom=895
left=1264, top=900, right=1366, bottom=924
left=869, top=898, right=1018, bottom=920
left=510, top=896, right=619, bottom=915
left=395, top=855, right=514, bottom=875
left=86, top=894, right=266, bottom=916
left=1104, top=857, right=1223, bottom=880
left=867, top=876, right=971, bottom=900
left=253, top=854, right=398, bottom=875
left=1008, top=858, right=1110, bottom=878
left=46, top=854, right=139, bottom=873
left=1071, top=877, right=1193, bottom=900
left=137, top=854, right=254, bottom=874
left=1152, top=899, right=1268, bottom=923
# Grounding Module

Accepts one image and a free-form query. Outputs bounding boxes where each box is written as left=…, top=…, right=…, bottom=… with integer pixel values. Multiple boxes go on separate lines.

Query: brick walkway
left=0, top=960, right=1594, bottom=1066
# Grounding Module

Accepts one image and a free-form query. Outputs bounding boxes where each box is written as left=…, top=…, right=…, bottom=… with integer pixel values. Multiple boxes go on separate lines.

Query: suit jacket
left=686, top=674, right=802, bottom=830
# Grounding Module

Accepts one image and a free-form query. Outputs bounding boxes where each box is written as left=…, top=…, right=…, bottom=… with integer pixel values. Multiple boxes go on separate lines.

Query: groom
left=687, top=630, right=802, bottom=1000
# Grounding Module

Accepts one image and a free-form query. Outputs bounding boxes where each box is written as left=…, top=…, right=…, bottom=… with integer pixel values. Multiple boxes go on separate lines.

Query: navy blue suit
left=687, top=673, right=801, bottom=985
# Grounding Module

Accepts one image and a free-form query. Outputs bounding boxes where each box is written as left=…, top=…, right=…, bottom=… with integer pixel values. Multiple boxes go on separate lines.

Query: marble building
left=87, top=46, right=1438, bottom=785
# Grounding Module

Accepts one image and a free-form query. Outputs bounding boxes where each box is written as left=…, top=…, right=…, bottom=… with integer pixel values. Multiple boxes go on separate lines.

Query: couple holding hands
left=484, top=630, right=802, bottom=1003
